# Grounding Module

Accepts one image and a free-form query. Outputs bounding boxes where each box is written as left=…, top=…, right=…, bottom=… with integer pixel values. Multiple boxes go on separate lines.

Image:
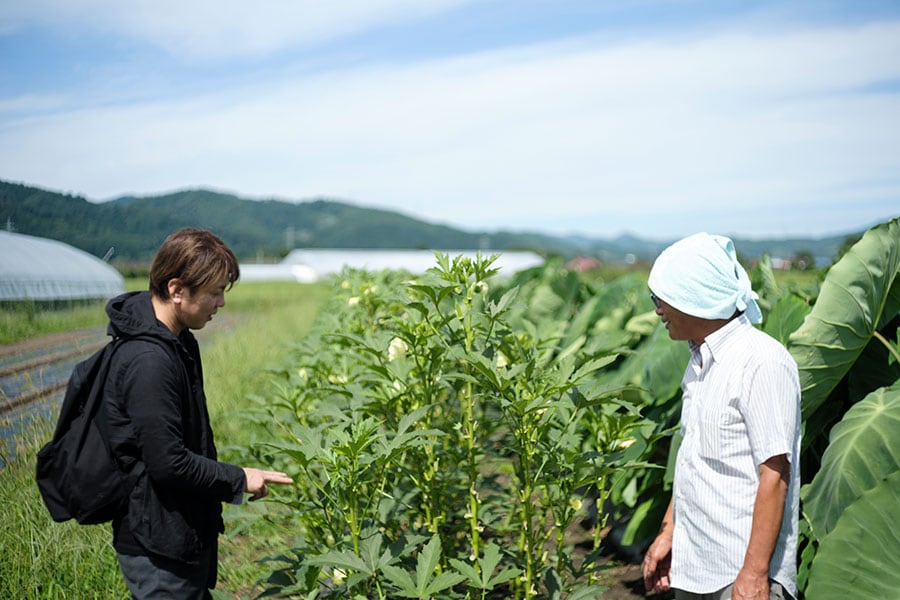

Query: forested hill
left=1, top=179, right=855, bottom=264
left=0, top=180, right=577, bottom=262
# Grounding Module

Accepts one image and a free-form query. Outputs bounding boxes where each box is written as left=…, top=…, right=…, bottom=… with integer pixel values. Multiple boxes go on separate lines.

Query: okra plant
left=252, top=254, right=654, bottom=599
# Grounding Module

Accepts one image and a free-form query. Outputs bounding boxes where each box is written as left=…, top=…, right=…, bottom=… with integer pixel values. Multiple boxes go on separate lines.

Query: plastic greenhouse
left=0, top=231, right=125, bottom=301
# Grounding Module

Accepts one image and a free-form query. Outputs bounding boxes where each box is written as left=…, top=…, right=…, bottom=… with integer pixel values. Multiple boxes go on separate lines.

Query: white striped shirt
left=670, top=314, right=801, bottom=598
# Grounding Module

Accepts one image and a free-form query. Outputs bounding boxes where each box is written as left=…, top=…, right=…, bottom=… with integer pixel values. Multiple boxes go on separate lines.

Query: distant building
left=564, top=256, right=603, bottom=272
left=240, top=249, right=545, bottom=283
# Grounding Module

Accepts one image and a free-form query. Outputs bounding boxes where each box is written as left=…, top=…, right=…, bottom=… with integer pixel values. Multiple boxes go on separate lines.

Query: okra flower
left=388, top=337, right=409, bottom=361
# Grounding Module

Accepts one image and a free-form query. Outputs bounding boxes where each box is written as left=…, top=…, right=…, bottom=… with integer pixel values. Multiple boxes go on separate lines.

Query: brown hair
left=149, top=228, right=240, bottom=299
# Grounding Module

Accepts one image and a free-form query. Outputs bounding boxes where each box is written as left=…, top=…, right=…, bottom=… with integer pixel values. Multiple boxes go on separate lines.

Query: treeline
left=0, top=180, right=569, bottom=262
left=1, top=179, right=854, bottom=264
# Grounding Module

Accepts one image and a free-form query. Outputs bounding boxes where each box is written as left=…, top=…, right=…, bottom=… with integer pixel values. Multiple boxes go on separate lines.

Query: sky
left=1, top=0, right=899, bottom=241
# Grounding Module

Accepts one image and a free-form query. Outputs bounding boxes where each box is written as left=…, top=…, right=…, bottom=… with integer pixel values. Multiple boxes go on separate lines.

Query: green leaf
left=415, top=535, right=443, bottom=595
left=448, top=559, right=482, bottom=586
left=381, top=565, right=418, bottom=596
left=763, top=293, right=811, bottom=347
left=425, top=571, right=466, bottom=595
left=619, top=495, right=670, bottom=546
left=449, top=543, right=521, bottom=591
left=624, top=310, right=659, bottom=336
left=805, top=470, right=900, bottom=599
left=567, top=585, right=609, bottom=600
left=788, top=218, right=900, bottom=424
left=801, top=385, right=900, bottom=538
left=306, top=549, right=370, bottom=574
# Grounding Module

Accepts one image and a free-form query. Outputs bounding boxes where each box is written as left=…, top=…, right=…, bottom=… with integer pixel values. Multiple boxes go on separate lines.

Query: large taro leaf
left=801, top=385, right=900, bottom=539
left=788, top=218, right=900, bottom=424
left=804, top=470, right=900, bottom=599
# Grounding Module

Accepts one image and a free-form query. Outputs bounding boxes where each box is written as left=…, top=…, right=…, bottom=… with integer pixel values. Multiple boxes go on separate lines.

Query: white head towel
left=648, top=232, right=762, bottom=324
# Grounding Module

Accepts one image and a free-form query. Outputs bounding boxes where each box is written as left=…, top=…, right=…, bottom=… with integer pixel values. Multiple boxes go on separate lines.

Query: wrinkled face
left=171, top=277, right=228, bottom=331
left=652, top=293, right=701, bottom=343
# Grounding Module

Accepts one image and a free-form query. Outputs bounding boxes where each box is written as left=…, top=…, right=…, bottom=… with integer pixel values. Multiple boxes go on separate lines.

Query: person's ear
left=167, top=278, right=185, bottom=302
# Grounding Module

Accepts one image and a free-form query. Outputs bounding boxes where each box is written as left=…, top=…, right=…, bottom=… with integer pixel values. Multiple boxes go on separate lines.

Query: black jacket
left=103, top=292, right=245, bottom=567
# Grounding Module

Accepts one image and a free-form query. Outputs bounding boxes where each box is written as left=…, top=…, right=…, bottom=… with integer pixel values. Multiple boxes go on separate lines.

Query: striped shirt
left=670, top=315, right=801, bottom=598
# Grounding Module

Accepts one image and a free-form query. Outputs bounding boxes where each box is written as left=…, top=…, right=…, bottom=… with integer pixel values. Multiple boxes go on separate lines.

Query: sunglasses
left=650, top=293, right=662, bottom=309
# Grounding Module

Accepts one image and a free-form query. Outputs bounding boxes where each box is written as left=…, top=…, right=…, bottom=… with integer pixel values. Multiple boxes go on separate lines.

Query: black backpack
left=36, top=337, right=145, bottom=524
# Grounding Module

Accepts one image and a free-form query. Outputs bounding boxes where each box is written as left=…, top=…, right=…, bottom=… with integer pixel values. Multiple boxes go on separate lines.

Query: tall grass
left=0, top=280, right=146, bottom=345
left=0, top=281, right=327, bottom=599
left=0, top=300, right=109, bottom=345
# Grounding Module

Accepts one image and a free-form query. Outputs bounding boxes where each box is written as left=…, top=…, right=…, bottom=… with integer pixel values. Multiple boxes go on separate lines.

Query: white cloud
left=1, top=18, right=899, bottom=236
left=0, top=0, right=483, bottom=61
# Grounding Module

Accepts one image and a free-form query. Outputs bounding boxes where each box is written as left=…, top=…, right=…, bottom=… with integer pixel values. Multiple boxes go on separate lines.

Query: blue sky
left=1, top=0, right=899, bottom=240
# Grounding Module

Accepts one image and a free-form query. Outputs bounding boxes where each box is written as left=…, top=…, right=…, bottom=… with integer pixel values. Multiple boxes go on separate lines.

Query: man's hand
left=243, top=467, right=293, bottom=501
left=732, top=567, right=769, bottom=599
left=643, top=532, right=673, bottom=595
left=643, top=498, right=675, bottom=595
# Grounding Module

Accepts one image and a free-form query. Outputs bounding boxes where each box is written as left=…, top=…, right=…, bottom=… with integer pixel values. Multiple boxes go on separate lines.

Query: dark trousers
left=674, top=579, right=793, bottom=600
left=116, top=547, right=216, bottom=600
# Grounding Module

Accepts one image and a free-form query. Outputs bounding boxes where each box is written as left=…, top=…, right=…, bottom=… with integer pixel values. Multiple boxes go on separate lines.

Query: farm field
left=2, top=218, right=898, bottom=599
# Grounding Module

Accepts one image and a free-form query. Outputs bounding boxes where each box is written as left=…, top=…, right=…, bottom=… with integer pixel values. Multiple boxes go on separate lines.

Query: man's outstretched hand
left=243, top=468, right=293, bottom=501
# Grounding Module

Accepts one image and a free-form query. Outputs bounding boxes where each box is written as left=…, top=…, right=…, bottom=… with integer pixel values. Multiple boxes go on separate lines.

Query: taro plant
left=251, top=253, right=653, bottom=598
left=788, top=217, right=900, bottom=598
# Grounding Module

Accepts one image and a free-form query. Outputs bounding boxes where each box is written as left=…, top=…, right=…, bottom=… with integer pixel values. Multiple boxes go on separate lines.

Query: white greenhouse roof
left=0, top=231, right=125, bottom=301
left=240, top=249, right=545, bottom=283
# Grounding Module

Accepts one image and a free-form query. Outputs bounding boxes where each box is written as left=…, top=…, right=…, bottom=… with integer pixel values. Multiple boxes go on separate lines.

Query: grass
left=0, top=300, right=110, bottom=346
left=0, top=280, right=328, bottom=599
left=0, top=279, right=147, bottom=345
left=0, top=417, right=130, bottom=599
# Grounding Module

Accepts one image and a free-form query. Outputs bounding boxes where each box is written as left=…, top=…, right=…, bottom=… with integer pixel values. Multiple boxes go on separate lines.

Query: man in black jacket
left=104, top=228, right=292, bottom=598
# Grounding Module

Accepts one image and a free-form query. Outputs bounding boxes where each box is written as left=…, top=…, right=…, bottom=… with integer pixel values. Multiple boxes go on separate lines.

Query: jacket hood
left=106, top=291, right=178, bottom=343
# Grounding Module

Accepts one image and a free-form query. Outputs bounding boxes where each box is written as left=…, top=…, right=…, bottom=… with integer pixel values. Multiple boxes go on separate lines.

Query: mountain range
left=1, top=179, right=860, bottom=266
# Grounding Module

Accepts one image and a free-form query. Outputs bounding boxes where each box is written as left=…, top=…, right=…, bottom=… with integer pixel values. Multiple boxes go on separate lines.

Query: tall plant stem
left=873, top=330, right=900, bottom=364
left=588, top=472, right=609, bottom=585
left=462, top=379, right=482, bottom=575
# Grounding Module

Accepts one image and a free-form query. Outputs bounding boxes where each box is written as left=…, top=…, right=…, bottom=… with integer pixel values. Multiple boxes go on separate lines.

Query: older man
left=641, top=233, right=801, bottom=600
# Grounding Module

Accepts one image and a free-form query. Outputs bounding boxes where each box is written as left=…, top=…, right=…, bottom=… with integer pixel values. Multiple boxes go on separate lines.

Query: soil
left=598, top=560, right=647, bottom=599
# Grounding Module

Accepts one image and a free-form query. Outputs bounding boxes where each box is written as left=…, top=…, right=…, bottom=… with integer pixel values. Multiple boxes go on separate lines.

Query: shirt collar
left=689, top=313, right=752, bottom=364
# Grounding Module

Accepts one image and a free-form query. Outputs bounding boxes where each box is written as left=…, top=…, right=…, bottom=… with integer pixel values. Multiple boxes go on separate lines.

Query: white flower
left=475, top=280, right=489, bottom=294
left=496, top=351, right=509, bottom=369
left=615, top=438, right=636, bottom=450
left=348, top=296, right=360, bottom=306
left=388, top=337, right=409, bottom=361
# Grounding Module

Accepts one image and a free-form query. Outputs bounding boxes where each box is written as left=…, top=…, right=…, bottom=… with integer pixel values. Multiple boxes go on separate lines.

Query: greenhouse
left=240, top=248, right=545, bottom=282
left=0, top=230, right=125, bottom=301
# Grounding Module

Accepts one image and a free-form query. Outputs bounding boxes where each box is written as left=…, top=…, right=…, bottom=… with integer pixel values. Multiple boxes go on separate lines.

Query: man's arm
left=643, top=497, right=674, bottom=595
left=733, top=454, right=790, bottom=600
